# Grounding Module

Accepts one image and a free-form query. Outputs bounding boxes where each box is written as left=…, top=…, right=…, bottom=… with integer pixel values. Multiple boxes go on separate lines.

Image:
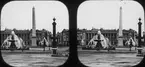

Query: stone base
left=117, top=45, right=124, bottom=48
left=51, top=53, right=68, bottom=57
left=117, top=38, right=123, bottom=46
left=1, top=47, right=29, bottom=50
left=82, top=46, right=115, bottom=50
left=30, top=45, right=37, bottom=47
left=31, top=37, right=37, bottom=46
left=30, top=46, right=40, bottom=48
left=29, top=47, right=51, bottom=51
left=136, top=48, right=144, bottom=57
left=136, top=54, right=144, bottom=57
left=116, top=46, right=126, bottom=48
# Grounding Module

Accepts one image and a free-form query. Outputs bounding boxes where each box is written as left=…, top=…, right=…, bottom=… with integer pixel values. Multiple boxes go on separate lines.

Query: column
left=137, top=18, right=143, bottom=56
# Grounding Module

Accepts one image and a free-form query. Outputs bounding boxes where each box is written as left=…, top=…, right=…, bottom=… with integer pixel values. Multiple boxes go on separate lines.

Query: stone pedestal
left=51, top=47, right=68, bottom=57
left=136, top=48, right=143, bottom=56
left=51, top=48, right=57, bottom=55
left=117, top=37, right=123, bottom=47
left=31, top=37, right=37, bottom=47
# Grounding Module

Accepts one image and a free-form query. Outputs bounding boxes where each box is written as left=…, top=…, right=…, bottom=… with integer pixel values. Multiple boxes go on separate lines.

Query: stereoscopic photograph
left=0, top=0, right=145, bottom=67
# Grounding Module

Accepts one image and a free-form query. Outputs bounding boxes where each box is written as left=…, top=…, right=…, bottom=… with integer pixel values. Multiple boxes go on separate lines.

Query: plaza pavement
left=1, top=46, right=145, bottom=55
left=1, top=46, right=144, bottom=67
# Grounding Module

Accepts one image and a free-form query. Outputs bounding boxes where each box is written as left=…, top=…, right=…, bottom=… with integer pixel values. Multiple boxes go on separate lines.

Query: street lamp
left=137, top=18, right=143, bottom=56
left=51, top=18, right=68, bottom=57
left=52, top=17, right=57, bottom=55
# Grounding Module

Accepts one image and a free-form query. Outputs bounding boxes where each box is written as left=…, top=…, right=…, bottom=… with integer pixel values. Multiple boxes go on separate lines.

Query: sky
left=0, top=0, right=144, bottom=33
left=1, top=1, right=69, bottom=33
left=78, top=0, right=144, bottom=33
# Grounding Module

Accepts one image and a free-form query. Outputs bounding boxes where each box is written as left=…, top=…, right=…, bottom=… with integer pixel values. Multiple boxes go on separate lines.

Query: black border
left=0, top=0, right=145, bottom=67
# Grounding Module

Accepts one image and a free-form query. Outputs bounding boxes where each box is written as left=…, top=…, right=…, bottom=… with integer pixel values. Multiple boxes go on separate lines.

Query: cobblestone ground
left=1, top=47, right=144, bottom=67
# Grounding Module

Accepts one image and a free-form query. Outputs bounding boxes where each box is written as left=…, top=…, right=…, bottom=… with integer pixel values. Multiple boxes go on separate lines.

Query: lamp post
left=143, top=32, right=145, bottom=46
left=52, top=17, right=57, bottom=55
left=137, top=18, right=143, bottom=56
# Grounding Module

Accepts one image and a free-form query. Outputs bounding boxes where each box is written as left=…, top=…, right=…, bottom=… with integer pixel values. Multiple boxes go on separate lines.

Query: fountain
left=125, top=37, right=136, bottom=51
left=1, top=30, right=28, bottom=50
left=82, top=30, right=115, bottom=50
left=39, top=37, right=51, bottom=51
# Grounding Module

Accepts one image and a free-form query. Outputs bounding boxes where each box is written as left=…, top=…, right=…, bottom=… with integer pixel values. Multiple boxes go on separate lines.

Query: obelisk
left=31, top=7, right=37, bottom=46
left=117, top=6, right=123, bottom=47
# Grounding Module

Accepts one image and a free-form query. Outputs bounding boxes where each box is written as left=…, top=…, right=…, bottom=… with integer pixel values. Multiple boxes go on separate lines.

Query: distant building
left=60, top=29, right=69, bottom=46
left=56, top=32, right=63, bottom=46
left=1, top=28, right=138, bottom=46
left=57, top=28, right=137, bottom=46
left=0, top=29, right=52, bottom=46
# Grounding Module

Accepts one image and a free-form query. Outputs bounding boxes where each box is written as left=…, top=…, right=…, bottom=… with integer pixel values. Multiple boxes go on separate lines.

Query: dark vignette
left=0, top=0, right=144, bottom=67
